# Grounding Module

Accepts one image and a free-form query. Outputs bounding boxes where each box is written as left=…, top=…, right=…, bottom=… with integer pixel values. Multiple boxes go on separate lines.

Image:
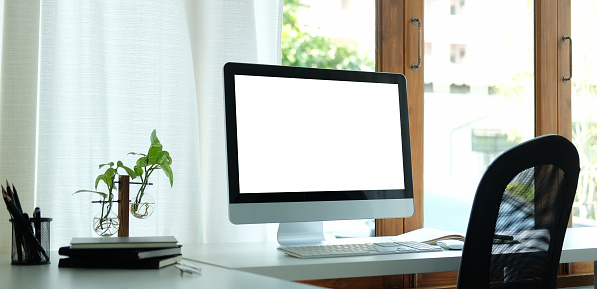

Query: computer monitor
left=223, top=62, right=414, bottom=246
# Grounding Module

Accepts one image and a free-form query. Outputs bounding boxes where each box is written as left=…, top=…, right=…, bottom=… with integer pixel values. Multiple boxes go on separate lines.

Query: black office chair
left=456, top=135, right=580, bottom=289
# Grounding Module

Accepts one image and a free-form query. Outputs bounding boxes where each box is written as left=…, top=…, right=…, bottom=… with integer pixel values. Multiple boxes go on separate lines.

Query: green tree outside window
left=282, top=0, right=374, bottom=71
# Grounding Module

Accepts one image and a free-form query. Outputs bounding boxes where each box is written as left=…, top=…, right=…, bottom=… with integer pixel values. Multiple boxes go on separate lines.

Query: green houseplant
left=75, top=161, right=135, bottom=236
left=74, top=129, right=173, bottom=235
left=128, top=129, right=173, bottom=219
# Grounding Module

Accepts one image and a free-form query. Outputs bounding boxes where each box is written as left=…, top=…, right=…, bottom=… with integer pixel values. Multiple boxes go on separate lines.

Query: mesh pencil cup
left=10, top=218, right=52, bottom=265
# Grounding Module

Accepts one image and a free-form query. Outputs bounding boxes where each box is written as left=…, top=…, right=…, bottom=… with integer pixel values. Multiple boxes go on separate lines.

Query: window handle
left=562, top=35, right=572, bottom=83
left=411, top=17, right=422, bottom=71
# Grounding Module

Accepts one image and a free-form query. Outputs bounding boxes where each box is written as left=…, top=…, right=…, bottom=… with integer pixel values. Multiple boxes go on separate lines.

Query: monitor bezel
left=223, top=62, right=413, bottom=207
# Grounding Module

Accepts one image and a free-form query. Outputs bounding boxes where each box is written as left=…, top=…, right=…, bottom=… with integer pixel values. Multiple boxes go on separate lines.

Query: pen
left=494, top=234, right=514, bottom=241
left=33, top=207, right=41, bottom=243
left=24, top=213, right=46, bottom=262
left=23, top=213, right=34, bottom=262
left=175, top=262, right=202, bottom=276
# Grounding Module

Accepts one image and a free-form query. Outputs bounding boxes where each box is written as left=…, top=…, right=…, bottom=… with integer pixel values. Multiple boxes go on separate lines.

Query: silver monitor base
left=277, top=221, right=325, bottom=246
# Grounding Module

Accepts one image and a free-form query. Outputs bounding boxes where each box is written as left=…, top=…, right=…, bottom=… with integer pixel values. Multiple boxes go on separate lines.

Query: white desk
left=0, top=250, right=321, bottom=289
left=7, top=228, right=594, bottom=289
left=183, top=227, right=597, bottom=284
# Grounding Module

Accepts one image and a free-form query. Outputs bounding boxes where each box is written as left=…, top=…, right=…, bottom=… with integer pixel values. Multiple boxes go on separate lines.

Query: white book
left=70, top=236, right=178, bottom=249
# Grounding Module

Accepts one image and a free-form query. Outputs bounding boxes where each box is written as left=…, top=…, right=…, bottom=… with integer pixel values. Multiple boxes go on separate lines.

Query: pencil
left=2, top=187, right=19, bottom=220
left=11, top=184, right=23, bottom=215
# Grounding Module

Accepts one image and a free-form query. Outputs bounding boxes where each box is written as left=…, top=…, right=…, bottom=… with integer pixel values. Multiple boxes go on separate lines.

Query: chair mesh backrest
left=457, top=135, right=580, bottom=289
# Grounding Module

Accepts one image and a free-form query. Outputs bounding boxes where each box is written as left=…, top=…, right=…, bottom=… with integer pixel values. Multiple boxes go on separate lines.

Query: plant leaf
left=99, top=162, right=114, bottom=169
left=104, top=167, right=116, bottom=178
left=98, top=168, right=115, bottom=191
left=136, top=156, right=149, bottom=168
left=147, top=130, right=163, bottom=164
left=123, top=166, right=137, bottom=179
left=150, top=129, right=159, bottom=145
left=134, top=166, right=143, bottom=177
left=147, top=143, right=163, bottom=163
left=73, top=189, right=107, bottom=200
left=161, top=163, right=174, bottom=187
left=100, top=175, right=113, bottom=190
left=94, top=175, right=103, bottom=190
left=117, top=161, right=137, bottom=178
left=156, top=151, right=172, bottom=166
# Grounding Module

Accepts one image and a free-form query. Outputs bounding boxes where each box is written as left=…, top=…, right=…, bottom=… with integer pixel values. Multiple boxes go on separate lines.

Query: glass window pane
left=282, top=0, right=374, bottom=71
left=571, top=0, right=597, bottom=227
left=281, top=0, right=375, bottom=238
left=423, top=0, right=535, bottom=233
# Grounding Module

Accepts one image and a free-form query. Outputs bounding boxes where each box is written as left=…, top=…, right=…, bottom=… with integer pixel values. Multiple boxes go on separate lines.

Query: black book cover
left=58, top=254, right=182, bottom=269
left=58, top=245, right=182, bottom=260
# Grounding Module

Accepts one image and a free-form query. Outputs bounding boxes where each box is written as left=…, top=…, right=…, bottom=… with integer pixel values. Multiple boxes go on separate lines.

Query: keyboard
left=278, top=241, right=442, bottom=259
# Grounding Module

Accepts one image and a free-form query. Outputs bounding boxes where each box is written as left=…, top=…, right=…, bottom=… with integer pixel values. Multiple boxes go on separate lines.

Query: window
left=571, top=0, right=597, bottom=227
left=374, top=1, right=581, bottom=288
left=424, top=0, right=534, bottom=234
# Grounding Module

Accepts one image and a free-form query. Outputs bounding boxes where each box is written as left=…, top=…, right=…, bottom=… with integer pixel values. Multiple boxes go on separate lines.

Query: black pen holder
left=10, top=218, right=52, bottom=265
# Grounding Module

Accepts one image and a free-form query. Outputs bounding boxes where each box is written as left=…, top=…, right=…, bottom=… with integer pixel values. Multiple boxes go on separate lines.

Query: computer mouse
left=436, top=239, right=464, bottom=250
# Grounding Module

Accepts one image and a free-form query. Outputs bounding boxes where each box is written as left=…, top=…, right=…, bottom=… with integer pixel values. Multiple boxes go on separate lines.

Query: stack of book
left=58, top=236, right=182, bottom=269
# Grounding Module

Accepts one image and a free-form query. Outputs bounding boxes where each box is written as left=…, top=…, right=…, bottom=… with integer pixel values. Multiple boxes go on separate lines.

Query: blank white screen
left=234, top=75, right=405, bottom=194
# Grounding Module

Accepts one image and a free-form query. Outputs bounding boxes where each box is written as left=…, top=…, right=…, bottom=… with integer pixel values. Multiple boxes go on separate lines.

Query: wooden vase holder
left=117, top=175, right=130, bottom=237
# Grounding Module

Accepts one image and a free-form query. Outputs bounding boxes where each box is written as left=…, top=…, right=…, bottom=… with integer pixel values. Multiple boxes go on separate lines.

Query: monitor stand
left=277, top=221, right=326, bottom=246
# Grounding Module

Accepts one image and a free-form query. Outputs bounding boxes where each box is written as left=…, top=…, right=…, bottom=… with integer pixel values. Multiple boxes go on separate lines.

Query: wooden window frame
left=302, top=0, right=587, bottom=288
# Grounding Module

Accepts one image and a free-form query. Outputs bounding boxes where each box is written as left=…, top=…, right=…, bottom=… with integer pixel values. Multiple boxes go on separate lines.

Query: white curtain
left=0, top=0, right=282, bottom=252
